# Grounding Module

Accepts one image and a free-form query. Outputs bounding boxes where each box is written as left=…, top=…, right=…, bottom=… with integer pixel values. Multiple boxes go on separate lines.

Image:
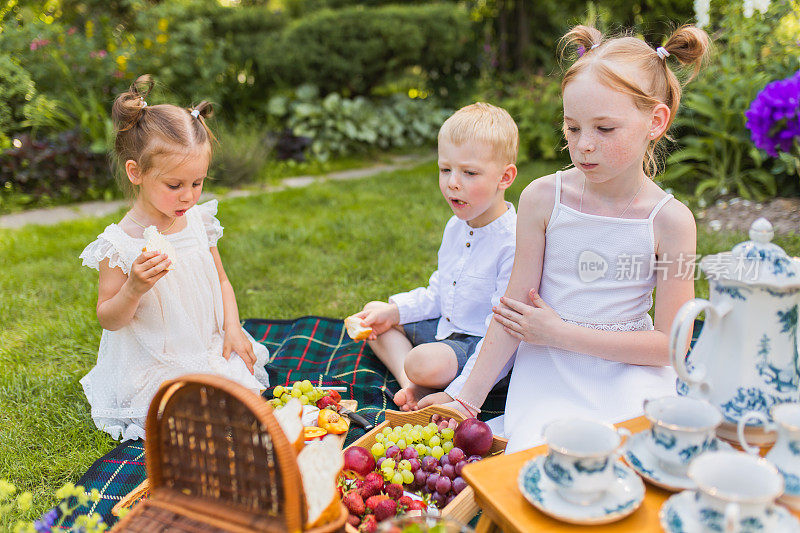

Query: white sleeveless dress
left=79, top=200, right=269, bottom=441
left=499, top=172, right=677, bottom=453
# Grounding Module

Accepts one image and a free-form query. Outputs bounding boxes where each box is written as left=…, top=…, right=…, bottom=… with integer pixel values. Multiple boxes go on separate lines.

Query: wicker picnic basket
left=111, top=374, right=347, bottom=533
left=344, top=405, right=507, bottom=532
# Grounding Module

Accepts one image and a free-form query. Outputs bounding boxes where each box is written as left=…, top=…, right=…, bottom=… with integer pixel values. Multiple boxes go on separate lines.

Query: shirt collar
left=460, top=201, right=516, bottom=235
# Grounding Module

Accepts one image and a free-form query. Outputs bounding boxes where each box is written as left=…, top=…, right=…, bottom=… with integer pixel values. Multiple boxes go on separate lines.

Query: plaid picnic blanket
left=59, top=315, right=510, bottom=528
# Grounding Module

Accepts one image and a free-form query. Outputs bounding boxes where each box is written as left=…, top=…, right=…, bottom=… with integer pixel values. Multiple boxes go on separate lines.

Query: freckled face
left=138, top=151, right=209, bottom=221
left=562, top=71, right=652, bottom=184
left=438, top=140, right=508, bottom=227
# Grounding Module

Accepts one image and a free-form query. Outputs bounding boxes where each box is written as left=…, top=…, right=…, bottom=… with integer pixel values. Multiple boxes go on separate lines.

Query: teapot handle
left=669, top=298, right=730, bottom=393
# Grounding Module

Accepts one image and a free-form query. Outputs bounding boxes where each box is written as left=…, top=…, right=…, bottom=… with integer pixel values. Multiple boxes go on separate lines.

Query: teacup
left=541, top=418, right=629, bottom=505
left=737, top=402, right=800, bottom=510
left=643, top=395, right=722, bottom=475
left=688, top=451, right=784, bottom=533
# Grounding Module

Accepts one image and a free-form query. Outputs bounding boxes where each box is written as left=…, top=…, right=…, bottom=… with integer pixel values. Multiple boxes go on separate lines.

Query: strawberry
left=365, top=494, right=389, bottom=511
left=397, top=495, right=414, bottom=509
left=409, top=500, right=427, bottom=511
left=343, top=492, right=365, bottom=516
left=360, top=480, right=382, bottom=499
left=385, top=483, right=403, bottom=500
left=373, top=499, right=398, bottom=522
left=328, top=390, right=342, bottom=403
left=347, top=514, right=361, bottom=528
left=360, top=514, right=378, bottom=533
left=316, top=395, right=338, bottom=409
left=364, top=472, right=383, bottom=486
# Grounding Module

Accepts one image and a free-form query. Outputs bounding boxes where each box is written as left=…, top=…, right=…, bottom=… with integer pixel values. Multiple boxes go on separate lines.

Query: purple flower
left=34, top=507, right=60, bottom=532
left=577, top=45, right=586, bottom=58
left=745, top=69, right=800, bottom=157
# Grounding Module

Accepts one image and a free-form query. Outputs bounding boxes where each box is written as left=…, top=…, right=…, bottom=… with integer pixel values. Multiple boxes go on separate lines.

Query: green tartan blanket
left=57, top=315, right=509, bottom=528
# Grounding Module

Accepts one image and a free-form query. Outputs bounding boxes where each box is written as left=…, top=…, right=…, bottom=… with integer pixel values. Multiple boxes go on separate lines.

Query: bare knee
left=404, top=344, right=457, bottom=388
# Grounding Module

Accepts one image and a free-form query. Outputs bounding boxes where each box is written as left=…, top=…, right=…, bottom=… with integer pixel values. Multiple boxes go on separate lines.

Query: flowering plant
left=0, top=479, right=112, bottom=533
left=745, top=69, right=800, bottom=162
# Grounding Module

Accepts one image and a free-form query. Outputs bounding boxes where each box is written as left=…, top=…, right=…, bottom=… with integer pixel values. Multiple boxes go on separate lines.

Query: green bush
left=476, top=73, right=566, bottom=164
left=0, top=56, right=36, bottom=147
left=662, top=1, right=800, bottom=202
left=264, top=4, right=477, bottom=99
left=268, top=86, right=450, bottom=161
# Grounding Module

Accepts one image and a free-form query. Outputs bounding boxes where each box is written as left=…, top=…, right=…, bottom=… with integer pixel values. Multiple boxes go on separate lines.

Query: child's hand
left=223, top=326, right=256, bottom=375
left=127, top=251, right=171, bottom=296
left=356, top=301, right=400, bottom=340
left=493, top=289, right=563, bottom=346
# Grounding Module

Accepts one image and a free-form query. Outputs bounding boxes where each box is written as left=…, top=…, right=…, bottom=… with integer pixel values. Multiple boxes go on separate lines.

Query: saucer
left=660, top=490, right=800, bottom=533
left=623, top=430, right=733, bottom=492
left=517, top=456, right=644, bottom=525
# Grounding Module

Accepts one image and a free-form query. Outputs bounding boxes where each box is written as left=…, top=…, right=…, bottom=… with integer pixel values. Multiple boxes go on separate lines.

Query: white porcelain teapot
left=669, top=218, right=800, bottom=445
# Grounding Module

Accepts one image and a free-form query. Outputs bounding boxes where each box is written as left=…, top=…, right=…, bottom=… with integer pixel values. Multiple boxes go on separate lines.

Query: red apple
left=453, top=418, right=493, bottom=457
left=343, top=446, right=376, bottom=479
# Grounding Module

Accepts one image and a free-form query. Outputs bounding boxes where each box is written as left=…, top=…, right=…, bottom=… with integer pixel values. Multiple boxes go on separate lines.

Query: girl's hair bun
left=559, top=25, right=604, bottom=58
left=189, top=100, right=214, bottom=120
left=112, top=75, right=155, bottom=133
left=663, top=25, right=711, bottom=81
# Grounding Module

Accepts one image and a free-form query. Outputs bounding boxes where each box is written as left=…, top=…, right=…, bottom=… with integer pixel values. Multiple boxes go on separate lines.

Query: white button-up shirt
left=390, top=202, right=516, bottom=340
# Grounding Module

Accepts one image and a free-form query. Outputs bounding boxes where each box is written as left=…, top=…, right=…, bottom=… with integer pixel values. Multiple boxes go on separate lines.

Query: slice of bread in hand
left=344, top=315, right=372, bottom=341
left=143, top=226, right=177, bottom=270
left=297, top=435, right=344, bottom=528
left=272, top=398, right=304, bottom=453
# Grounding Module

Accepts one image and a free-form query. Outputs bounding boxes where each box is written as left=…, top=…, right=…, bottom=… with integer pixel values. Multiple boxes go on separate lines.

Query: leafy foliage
left=0, top=130, right=114, bottom=210
left=267, top=86, right=450, bottom=161
left=477, top=73, right=567, bottom=164
left=662, top=1, right=800, bottom=201
left=263, top=4, right=477, bottom=98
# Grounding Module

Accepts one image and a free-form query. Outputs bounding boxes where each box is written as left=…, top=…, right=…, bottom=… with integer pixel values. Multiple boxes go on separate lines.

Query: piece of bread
left=272, top=398, right=304, bottom=453
left=297, top=435, right=344, bottom=528
left=142, top=226, right=177, bottom=270
left=344, top=315, right=372, bottom=341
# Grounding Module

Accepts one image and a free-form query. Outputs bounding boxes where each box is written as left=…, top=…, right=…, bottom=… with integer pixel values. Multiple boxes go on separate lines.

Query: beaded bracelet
left=455, top=397, right=481, bottom=417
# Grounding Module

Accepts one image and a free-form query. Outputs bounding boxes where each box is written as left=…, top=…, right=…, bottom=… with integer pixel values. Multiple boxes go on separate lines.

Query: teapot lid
left=700, top=218, right=800, bottom=288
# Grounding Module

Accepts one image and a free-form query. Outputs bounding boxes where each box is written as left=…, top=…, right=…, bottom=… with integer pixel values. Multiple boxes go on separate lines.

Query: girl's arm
left=493, top=199, right=696, bottom=367
left=96, top=251, right=170, bottom=330
left=210, top=246, right=256, bottom=374
left=449, top=176, right=553, bottom=408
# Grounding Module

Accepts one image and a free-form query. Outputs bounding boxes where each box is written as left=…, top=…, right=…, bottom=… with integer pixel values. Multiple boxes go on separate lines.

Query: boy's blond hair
left=438, top=102, right=519, bottom=165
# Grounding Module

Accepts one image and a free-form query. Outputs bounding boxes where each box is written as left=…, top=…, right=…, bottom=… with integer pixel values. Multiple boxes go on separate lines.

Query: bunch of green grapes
left=268, top=380, right=325, bottom=409
left=369, top=422, right=457, bottom=485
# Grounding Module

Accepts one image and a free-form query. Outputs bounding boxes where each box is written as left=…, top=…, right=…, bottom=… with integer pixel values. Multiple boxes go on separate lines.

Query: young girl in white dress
left=424, top=25, right=710, bottom=453
left=80, top=75, right=269, bottom=441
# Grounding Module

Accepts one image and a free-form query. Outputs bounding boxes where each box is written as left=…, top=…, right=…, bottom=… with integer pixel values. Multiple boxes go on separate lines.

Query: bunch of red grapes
left=398, top=444, right=481, bottom=508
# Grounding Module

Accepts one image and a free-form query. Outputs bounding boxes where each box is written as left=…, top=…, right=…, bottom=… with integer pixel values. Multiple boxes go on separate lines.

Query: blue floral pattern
left=574, top=458, right=609, bottom=474
left=715, top=285, right=750, bottom=301
left=781, top=469, right=800, bottom=495
left=543, top=456, right=573, bottom=487
left=652, top=428, right=677, bottom=450
left=789, top=441, right=800, bottom=456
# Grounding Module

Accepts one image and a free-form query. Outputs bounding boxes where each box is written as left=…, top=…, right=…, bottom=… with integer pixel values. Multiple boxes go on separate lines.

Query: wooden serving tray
left=461, top=416, right=800, bottom=533
left=344, top=405, right=508, bottom=532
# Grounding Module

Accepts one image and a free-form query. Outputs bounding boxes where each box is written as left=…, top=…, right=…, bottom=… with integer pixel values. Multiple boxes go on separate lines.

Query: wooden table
left=461, top=416, right=800, bottom=533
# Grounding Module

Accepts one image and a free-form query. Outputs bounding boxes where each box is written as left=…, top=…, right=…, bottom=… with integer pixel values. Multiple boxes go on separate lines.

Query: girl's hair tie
left=190, top=109, right=200, bottom=119
left=590, top=43, right=600, bottom=50
left=656, top=46, right=670, bottom=60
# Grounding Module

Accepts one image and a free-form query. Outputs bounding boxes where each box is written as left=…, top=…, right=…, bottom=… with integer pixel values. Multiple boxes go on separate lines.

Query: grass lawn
left=1, top=158, right=799, bottom=527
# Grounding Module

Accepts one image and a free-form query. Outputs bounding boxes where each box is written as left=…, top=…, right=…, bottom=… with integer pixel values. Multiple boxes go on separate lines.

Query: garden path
left=0, top=153, right=431, bottom=229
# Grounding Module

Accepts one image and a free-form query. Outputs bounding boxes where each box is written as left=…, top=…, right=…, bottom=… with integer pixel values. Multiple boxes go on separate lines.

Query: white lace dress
left=496, top=172, right=677, bottom=453
left=79, top=200, right=269, bottom=441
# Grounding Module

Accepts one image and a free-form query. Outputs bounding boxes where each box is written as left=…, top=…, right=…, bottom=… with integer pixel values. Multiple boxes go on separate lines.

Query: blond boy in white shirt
left=355, top=103, right=519, bottom=411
